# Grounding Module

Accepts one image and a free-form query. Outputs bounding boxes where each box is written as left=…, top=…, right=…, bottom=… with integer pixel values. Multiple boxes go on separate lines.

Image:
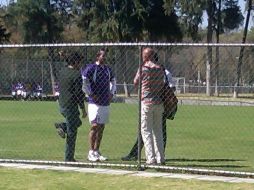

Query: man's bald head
left=142, top=47, right=155, bottom=62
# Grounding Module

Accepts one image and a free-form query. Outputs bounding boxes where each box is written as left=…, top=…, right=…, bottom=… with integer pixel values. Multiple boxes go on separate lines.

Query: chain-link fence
left=0, top=43, right=254, bottom=177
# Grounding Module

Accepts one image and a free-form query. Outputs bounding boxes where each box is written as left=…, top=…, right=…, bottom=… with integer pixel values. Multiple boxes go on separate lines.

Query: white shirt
left=165, top=69, right=176, bottom=88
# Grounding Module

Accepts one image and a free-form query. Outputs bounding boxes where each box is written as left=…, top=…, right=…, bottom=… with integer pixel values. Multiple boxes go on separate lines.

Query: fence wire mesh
left=0, top=43, right=254, bottom=176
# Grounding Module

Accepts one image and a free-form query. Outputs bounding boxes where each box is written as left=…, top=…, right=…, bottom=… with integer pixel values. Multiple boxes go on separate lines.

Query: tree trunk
left=214, top=0, right=221, bottom=97
left=123, top=48, right=130, bottom=97
left=206, top=0, right=214, bottom=96
left=48, top=47, right=56, bottom=95
left=234, top=0, right=252, bottom=98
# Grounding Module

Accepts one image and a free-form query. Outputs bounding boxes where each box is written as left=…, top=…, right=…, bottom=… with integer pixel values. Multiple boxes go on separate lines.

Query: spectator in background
left=14, top=81, right=26, bottom=100
left=54, top=81, right=60, bottom=99
left=128, top=48, right=165, bottom=165
left=121, top=52, right=176, bottom=161
left=11, top=82, right=16, bottom=99
left=54, top=52, right=87, bottom=162
left=33, top=82, right=43, bottom=100
left=25, top=80, right=32, bottom=100
left=82, top=48, right=116, bottom=162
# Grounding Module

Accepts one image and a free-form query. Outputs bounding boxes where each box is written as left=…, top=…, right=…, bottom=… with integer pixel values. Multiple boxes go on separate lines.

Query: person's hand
left=109, top=94, right=113, bottom=102
left=91, top=94, right=97, bottom=102
left=82, top=108, right=87, bottom=118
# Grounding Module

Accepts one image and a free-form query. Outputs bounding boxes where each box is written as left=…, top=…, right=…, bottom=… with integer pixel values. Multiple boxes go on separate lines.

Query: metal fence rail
left=0, top=43, right=254, bottom=177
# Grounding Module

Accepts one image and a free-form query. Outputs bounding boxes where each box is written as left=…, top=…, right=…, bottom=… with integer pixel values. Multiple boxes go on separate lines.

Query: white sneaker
left=94, top=151, right=108, bottom=161
left=87, top=150, right=99, bottom=162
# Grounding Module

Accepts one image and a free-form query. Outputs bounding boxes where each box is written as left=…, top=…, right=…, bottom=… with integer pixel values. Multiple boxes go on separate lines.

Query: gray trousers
left=60, top=106, right=82, bottom=161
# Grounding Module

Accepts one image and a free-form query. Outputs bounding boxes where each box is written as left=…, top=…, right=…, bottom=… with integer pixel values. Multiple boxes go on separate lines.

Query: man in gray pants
left=55, top=52, right=87, bottom=162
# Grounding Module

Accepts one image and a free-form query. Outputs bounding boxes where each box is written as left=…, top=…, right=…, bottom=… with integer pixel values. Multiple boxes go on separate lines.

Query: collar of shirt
left=144, top=61, right=159, bottom=68
left=95, top=61, right=106, bottom=69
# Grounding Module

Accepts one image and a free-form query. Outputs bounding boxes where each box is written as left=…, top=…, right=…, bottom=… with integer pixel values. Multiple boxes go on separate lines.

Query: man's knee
left=67, top=127, right=77, bottom=137
left=90, top=124, right=99, bottom=132
left=90, top=124, right=104, bottom=133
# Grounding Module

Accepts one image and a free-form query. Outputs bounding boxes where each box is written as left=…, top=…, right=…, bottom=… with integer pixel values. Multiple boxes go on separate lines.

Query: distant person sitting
left=33, top=83, right=43, bottom=100
left=14, top=81, right=27, bottom=100
left=54, top=82, right=60, bottom=99
left=11, top=83, right=16, bottom=99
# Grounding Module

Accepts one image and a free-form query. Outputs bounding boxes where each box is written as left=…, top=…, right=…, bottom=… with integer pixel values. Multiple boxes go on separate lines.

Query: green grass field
left=0, top=100, right=254, bottom=173
left=1, top=167, right=254, bottom=190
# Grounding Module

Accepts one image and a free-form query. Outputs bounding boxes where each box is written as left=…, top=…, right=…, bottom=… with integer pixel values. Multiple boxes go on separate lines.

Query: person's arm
left=133, top=69, right=140, bottom=87
left=75, top=76, right=87, bottom=118
left=82, top=77, right=91, bottom=96
left=165, top=69, right=176, bottom=91
left=110, top=78, right=116, bottom=94
left=106, top=67, right=116, bottom=102
left=81, top=66, right=92, bottom=96
left=109, top=68, right=117, bottom=95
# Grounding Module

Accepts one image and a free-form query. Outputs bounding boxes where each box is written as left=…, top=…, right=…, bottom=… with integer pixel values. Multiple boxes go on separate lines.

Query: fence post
left=137, top=45, right=143, bottom=170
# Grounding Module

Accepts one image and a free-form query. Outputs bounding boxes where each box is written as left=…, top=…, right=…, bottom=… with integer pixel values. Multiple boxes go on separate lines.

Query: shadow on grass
left=111, top=158, right=248, bottom=169
left=165, top=158, right=247, bottom=169
left=166, top=158, right=244, bottom=162
left=169, top=163, right=247, bottom=168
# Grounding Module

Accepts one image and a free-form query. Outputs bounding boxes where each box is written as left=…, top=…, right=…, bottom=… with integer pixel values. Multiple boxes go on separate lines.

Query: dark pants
left=60, top=106, right=82, bottom=161
left=127, top=113, right=167, bottom=157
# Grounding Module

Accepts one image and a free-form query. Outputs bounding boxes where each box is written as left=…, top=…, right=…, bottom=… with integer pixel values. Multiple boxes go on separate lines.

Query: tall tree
left=144, top=0, right=182, bottom=41
left=12, top=0, right=63, bottom=43
left=214, top=0, right=244, bottom=96
left=5, top=0, right=65, bottom=94
left=234, top=0, right=252, bottom=98
left=74, top=0, right=147, bottom=42
left=164, top=0, right=205, bottom=41
left=1, top=2, right=21, bottom=42
left=74, top=0, right=182, bottom=42
left=214, top=0, right=222, bottom=96
left=164, top=0, right=243, bottom=96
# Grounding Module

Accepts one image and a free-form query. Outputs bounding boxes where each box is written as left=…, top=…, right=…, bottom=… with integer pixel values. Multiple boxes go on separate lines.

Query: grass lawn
left=1, top=167, right=254, bottom=190
left=0, top=100, right=254, bottom=173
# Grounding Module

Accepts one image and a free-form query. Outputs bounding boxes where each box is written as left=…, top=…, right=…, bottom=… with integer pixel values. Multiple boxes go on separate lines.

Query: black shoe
left=54, top=123, right=66, bottom=139
left=121, top=155, right=138, bottom=161
left=65, top=158, right=76, bottom=162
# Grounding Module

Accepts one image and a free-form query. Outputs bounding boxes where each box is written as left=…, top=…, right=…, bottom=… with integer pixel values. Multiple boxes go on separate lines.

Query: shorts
left=88, top=103, right=110, bottom=125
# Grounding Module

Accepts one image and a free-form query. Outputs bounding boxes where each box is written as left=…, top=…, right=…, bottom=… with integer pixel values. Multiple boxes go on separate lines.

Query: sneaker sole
left=87, top=157, right=99, bottom=162
left=98, top=157, right=107, bottom=161
left=57, top=128, right=65, bottom=139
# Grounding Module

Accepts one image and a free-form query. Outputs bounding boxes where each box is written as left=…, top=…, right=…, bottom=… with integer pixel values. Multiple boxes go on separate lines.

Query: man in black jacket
left=55, top=52, right=87, bottom=162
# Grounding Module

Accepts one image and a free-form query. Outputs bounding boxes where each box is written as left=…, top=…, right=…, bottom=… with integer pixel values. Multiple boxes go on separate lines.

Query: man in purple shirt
left=82, top=48, right=116, bottom=162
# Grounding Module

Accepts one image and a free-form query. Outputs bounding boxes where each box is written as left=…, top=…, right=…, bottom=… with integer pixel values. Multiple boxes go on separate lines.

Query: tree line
left=0, top=0, right=245, bottom=43
left=0, top=0, right=253, bottom=97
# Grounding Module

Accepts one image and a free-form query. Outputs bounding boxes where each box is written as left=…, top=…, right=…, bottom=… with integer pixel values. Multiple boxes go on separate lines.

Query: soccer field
left=0, top=100, right=254, bottom=173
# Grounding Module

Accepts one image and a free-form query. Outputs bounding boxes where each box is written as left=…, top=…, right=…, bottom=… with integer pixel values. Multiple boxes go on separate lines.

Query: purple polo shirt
left=82, top=63, right=114, bottom=106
